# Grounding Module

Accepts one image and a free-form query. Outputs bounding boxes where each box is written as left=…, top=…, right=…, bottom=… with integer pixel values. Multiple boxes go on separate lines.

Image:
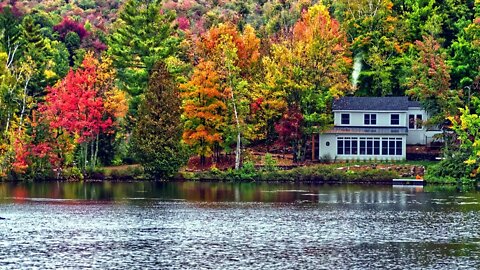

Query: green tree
left=333, top=0, right=406, bottom=96
left=431, top=96, right=480, bottom=182
left=130, top=62, right=186, bottom=178
left=19, top=15, right=50, bottom=99
left=0, top=5, right=22, bottom=69
left=449, top=17, right=480, bottom=91
left=108, top=0, right=181, bottom=116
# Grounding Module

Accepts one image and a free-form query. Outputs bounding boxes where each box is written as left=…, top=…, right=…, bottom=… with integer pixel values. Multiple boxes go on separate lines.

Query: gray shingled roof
left=408, top=100, right=421, bottom=108
left=332, top=96, right=419, bottom=111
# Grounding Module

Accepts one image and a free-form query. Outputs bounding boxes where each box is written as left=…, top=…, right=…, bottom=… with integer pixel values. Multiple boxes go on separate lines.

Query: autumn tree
left=181, top=60, right=226, bottom=166
left=263, top=3, right=351, bottom=160
left=406, top=35, right=459, bottom=124
left=130, top=62, right=186, bottom=178
left=39, top=53, right=113, bottom=172
left=190, top=22, right=260, bottom=169
left=88, top=54, right=128, bottom=166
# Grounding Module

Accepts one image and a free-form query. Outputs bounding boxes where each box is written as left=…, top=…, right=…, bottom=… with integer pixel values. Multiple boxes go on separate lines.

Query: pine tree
left=108, top=0, right=180, bottom=117
left=130, top=62, right=186, bottom=178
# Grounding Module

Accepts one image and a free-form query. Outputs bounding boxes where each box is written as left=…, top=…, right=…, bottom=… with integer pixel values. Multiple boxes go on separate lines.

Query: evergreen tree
left=108, top=0, right=181, bottom=117
left=130, top=62, right=186, bottom=179
left=20, top=15, right=49, bottom=97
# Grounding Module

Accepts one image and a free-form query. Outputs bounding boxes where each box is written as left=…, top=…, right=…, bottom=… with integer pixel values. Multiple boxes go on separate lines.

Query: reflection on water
left=0, top=181, right=480, bottom=269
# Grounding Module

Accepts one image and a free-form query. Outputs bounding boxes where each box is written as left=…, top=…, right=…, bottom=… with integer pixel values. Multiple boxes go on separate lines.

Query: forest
left=0, top=0, right=479, bottom=181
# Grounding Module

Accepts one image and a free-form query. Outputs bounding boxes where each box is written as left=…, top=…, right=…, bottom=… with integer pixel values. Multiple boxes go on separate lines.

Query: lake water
left=0, top=181, right=480, bottom=269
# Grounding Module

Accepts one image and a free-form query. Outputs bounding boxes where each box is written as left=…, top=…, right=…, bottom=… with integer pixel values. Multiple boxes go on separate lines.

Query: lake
left=0, top=181, right=479, bottom=269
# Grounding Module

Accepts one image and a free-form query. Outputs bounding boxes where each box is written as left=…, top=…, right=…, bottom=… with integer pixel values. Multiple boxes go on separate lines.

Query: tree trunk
left=4, top=111, right=11, bottom=135
left=94, top=134, right=99, bottom=169
left=231, top=94, right=241, bottom=170
left=235, top=132, right=241, bottom=170
left=18, top=77, right=31, bottom=132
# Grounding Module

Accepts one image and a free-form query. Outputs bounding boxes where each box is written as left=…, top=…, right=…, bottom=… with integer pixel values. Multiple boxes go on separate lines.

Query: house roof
left=408, top=100, right=421, bottom=108
left=332, top=96, right=420, bottom=111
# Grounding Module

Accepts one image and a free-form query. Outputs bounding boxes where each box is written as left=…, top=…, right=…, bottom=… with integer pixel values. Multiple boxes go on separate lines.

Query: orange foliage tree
left=182, top=23, right=261, bottom=168
left=181, top=60, right=226, bottom=165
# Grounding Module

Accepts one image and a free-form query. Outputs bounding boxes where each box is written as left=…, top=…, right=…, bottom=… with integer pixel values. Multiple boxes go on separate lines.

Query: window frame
left=416, top=114, right=423, bottom=129
left=364, top=113, right=377, bottom=125
left=341, top=113, right=350, bottom=125
left=390, top=114, right=400, bottom=125
left=337, top=137, right=403, bottom=157
left=408, top=114, right=415, bottom=129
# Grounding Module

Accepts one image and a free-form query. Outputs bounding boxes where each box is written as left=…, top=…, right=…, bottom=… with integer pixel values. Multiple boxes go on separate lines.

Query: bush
left=63, top=167, right=84, bottom=181
left=425, top=150, right=471, bottom=184
left=263, top=153, right=278, bottom=172
left=319, top=154, right=332, bottom=163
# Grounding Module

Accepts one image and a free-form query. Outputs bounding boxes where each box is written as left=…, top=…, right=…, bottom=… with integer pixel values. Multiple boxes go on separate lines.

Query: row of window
left=340, top=113, right=422, bottom=129
left=337, top=137, right=403, bottom=156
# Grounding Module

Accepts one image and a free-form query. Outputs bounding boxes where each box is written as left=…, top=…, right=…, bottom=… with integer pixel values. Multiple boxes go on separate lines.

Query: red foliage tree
left=275, top=106, right=304, bottom=161
left=39, top=55, right=112, bottom=170
left=53, top=17, right=89, bottom=41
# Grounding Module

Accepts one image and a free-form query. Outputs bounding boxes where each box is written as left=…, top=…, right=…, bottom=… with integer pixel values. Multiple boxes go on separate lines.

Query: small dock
left=392, top=178, right=424, bottom=186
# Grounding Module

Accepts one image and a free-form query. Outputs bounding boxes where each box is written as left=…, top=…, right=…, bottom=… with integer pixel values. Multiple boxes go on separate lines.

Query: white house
left=317, top=96, right=442, bottom=161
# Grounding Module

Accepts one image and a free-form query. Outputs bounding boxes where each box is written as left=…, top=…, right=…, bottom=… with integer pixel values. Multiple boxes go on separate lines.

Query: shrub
left=263, top=153, right=278, bottom=172
left=63, top=167, right=84, bottom=181
left=319, top=154, right=332, bottom=163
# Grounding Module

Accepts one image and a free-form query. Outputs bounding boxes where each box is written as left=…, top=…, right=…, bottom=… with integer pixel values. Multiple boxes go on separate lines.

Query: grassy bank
left=92, top=161, right=431, bottom=183
left=180, top=163, right=407, bottom=183
left=8, top=161, right=442, bottom=184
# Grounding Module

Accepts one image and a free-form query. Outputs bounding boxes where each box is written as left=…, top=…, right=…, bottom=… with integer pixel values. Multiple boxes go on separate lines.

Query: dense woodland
left=0, top=0, right=479, bottom=181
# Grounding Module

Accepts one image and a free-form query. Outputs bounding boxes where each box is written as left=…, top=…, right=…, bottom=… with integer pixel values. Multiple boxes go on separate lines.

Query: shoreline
left=0, top=162, right=458, bottom=185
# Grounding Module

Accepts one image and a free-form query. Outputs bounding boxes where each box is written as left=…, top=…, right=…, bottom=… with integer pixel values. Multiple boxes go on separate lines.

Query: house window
left=352, top=140, right=358, bottom=155
left=390, top=114, right=400, bottom=125
left=409, top=114, right=415, bottom=129
left=396, top=139, right=402, bottom=155
left=383, top=137, right=403, bottom=155
left=337, top=139, right=344, bottom=155
left=337, top=137, right=358, bottom=155
left=360, top=138, right=366, bottom=155
left=345, top=140, right=351, bottom=155
left=337, top=137, right=402, bottom=156
left=409, top=114, right=423, bottom=129
left=374, top=140, right=380, bottom=155
left=416, top=115, right=422, bottom=129
left=364, top=114, right=377, bottom=125
left=341, top=114, right=350, bottom=125
left=366, top=139, right=373, bottom=155
left=382, top=138, right=388, bottom=155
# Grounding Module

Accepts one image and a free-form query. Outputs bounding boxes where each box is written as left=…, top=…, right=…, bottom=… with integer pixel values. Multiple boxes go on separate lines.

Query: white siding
left=334, top=111, right=407, bottom=127
left=406, top=108, right=442, bottom=145
left=318, top=134, right=336, bottom=160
